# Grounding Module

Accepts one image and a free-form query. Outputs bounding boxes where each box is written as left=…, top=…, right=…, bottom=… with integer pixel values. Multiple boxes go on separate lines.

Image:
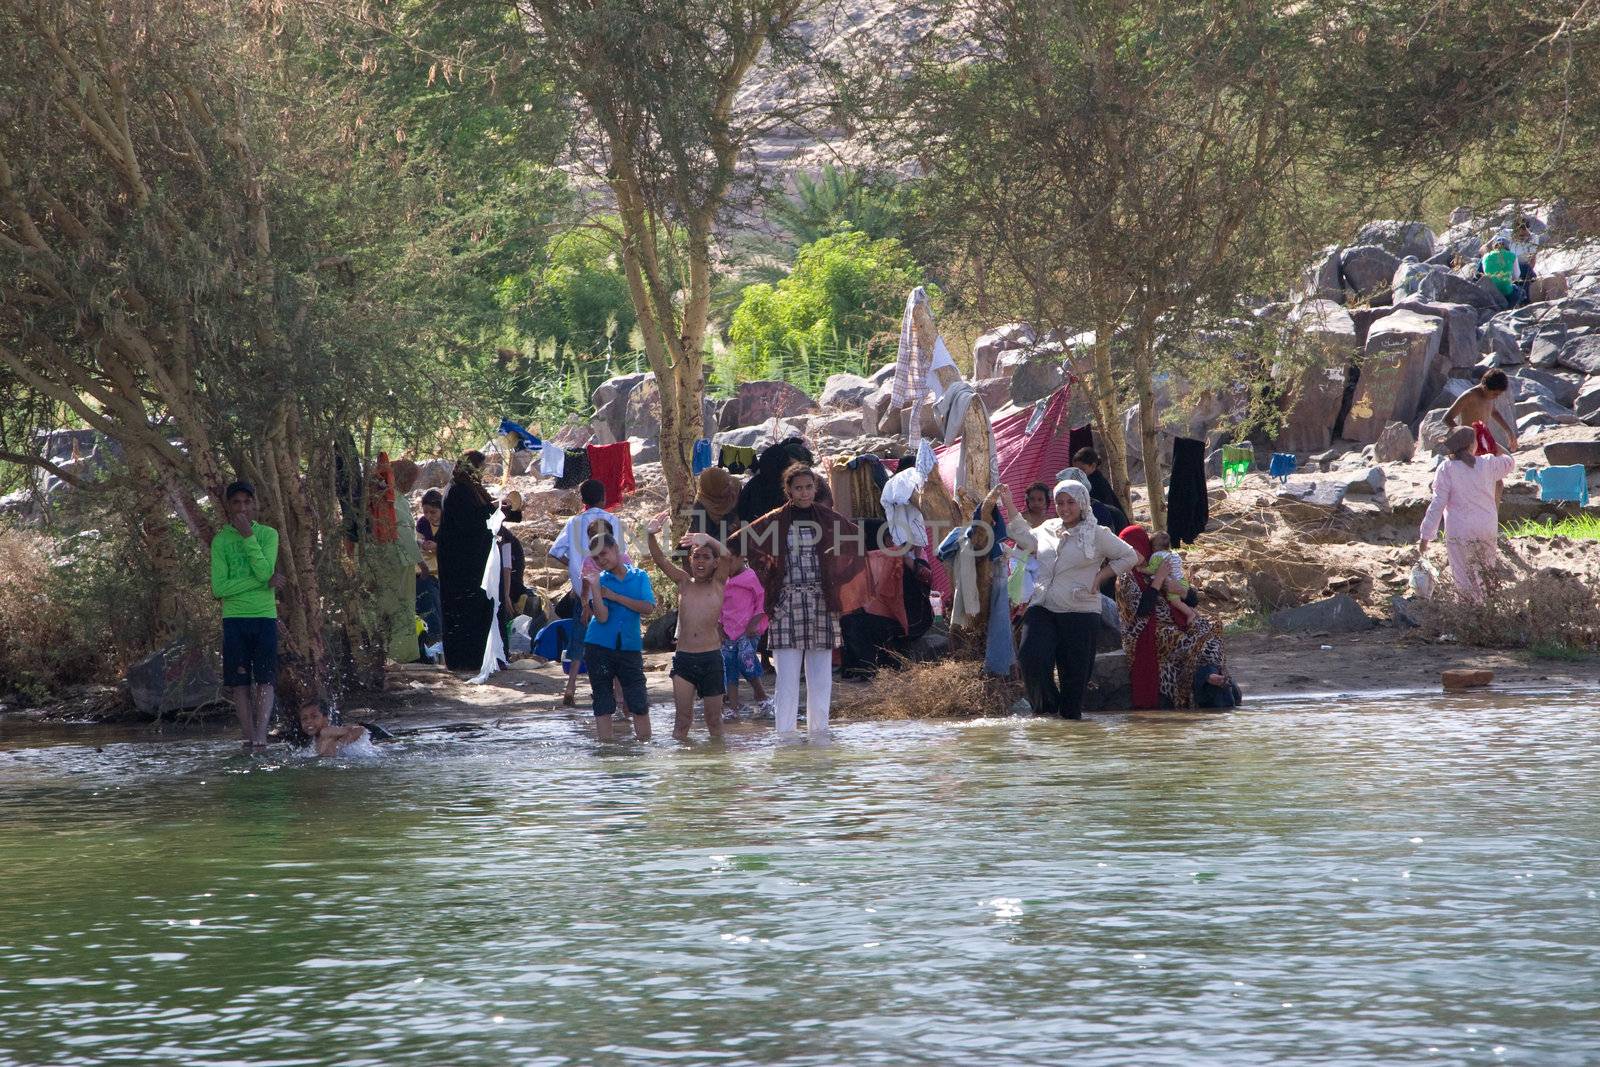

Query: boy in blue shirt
left=583, top=533, right=657, bottom=741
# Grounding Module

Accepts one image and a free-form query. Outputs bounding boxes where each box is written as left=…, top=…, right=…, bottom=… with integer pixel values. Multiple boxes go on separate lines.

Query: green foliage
left=770, top=165, right=918, bottom=246
left=1503, top=515, right=1600, bottom=541
left=724, top=229, right=926, bottom=387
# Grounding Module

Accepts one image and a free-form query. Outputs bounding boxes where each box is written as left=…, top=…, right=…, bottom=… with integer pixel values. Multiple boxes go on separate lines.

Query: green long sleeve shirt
left=210, top=523, right=279, bottom=618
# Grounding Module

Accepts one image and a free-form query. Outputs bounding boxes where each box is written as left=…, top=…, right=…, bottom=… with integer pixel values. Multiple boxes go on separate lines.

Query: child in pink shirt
left=720, top=547, right=768, bottom=711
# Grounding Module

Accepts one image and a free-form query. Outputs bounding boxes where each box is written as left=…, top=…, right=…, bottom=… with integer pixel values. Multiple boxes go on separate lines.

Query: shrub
left=725, top=229, right=929, bottom=384
left=0, top=530, right=107, bottom=701
left=1421, top=565, right=1600, bottom=651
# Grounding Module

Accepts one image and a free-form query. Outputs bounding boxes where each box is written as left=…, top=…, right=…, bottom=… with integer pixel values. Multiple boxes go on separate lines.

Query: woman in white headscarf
left=1007, top=479, right=1140, bottom=718
left=1420, top=425, right=1516, bottom=601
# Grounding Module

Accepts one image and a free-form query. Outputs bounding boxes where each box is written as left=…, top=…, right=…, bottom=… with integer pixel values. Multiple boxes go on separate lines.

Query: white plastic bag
left=1408, top=558, right=1439, bottom=600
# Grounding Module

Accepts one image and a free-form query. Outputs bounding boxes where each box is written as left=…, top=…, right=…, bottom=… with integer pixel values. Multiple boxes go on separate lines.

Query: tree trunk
left=1081, top=332, right=1133, bottom=515
left=1133, top=328, right=1166, bottom=533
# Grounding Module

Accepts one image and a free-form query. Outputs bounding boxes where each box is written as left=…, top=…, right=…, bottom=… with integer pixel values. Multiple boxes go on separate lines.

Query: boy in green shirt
left=211, top=481, right=283, bottom=751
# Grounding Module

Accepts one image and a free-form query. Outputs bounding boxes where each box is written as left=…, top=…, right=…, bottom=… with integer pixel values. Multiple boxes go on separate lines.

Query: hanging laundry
left=691, top=438, right=713, bottom=476
left=496, top=418, right=542, bottom=452
left=1067, top=423, right=1095, bottom=458
left=1525, top=465, right=1590, bottom=505
left=881, top=467, right=927, bottom=548
left=1166, top=437, right=1209, bottom=547
left=586, top=441, right=636, bottom=510
left=553, top=448, right=589, bottom=490
left=1268, top=452, right=1297, bottom=483
left=718, top=444, right=756, bottom=474
left=1221, top=444, right=1253, bottom=488
left=539, top=442, right=566, bottom=479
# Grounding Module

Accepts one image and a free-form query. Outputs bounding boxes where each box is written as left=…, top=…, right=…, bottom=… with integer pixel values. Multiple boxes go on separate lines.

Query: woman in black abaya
left=437, top=451, right=497, bottom=670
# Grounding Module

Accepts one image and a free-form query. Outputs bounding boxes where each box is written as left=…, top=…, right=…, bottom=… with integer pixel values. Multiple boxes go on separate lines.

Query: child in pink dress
left=720, top=547, right=769, bottom=712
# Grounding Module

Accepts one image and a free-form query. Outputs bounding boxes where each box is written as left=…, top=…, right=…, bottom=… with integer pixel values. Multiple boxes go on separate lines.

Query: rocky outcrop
left=1276, top=300, right=1356, bottom=453
left=1340, top=245, right=1401, bottom=303
left=1355, top=219, right=1437, bottom=260
left=727, top=379, right=818, bottom=426
left=1344, top=310, right=1443, bottom=443
left=1268, top=593, right=1377, bottom=634
left=1303, top=244, right=1344, bottom=303
left=818, top=373, right=876, bottom=410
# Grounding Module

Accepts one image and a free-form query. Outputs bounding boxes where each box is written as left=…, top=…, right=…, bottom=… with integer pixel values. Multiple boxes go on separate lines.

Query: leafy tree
left=727, top=229, right=925, bottom=382
left=0, top=0, right=477, bottom=694
left=490, top=0, right=817, bottom=515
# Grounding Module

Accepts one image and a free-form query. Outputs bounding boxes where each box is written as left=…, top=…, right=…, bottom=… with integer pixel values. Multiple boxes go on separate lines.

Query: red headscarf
left=1118, top=524, right=1161, bottom=708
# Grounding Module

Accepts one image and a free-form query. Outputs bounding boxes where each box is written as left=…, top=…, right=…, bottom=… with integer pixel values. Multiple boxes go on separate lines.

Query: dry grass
left=1421, top=564, right=1600, bottom=651
left=0, top=530, right=106, bottom=700
left=832, top=657, right=1020, bottom=721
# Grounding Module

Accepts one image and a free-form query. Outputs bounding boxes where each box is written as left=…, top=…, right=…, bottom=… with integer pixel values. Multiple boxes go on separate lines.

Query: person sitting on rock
left=1481, top=234, right=1525, bottom=306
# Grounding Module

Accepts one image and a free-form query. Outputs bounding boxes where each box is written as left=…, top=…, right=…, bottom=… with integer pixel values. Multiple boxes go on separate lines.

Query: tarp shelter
left=929, top=383, right=1076, bottom=602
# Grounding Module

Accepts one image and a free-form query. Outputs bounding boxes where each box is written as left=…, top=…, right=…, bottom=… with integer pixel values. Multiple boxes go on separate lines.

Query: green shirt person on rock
left=210, top=481, right=284, bottom=752
left=1482, top=239, right=1519, bottom=299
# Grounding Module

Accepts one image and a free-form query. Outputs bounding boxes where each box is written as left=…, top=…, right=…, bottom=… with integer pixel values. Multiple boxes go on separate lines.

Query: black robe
left=1165, top=436, right=1210, bottom=548
left=437, top=480, right=495, bottom=670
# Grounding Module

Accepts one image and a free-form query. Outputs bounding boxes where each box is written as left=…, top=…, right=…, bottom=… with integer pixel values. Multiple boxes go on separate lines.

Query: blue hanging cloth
left=691, top=438, right=713, bottom=476
left=1268, top=452, right=1297, bottom=484
left=496, top=418, right=541, bottom=452
left=1525, top=465, right=1590, bottom=505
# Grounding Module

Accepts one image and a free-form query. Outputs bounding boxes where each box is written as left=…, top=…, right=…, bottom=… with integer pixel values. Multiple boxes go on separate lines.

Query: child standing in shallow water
left=719, top=546, right=768, bottom=713
left=647, top=514, right=736, bottom=741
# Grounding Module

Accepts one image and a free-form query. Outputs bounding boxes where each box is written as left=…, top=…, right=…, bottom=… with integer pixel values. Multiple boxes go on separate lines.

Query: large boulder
left=973, top=376, right=1011, bottom=413
left=868, top=363, right=897, bottom=387
left=1344, top=310, right=1443, bottom=443
left=818, top=373, right=876, bottom=410
left=1537, top=240, right=1600, bottom=294
left=1276, top=300, right=1357, bottom=453
left=1374, top=421, right=1416, bottom=463
left=122, top=641, right=221, bottom=715
left=728, top=379, right=818, bottom=426
left=624, top=377, right=663, bottom=439
left=1514, top=367, right=1581, bottom=408
left=1081, top=651, right=1133, bottom=713
left=1413, top=267, right=1503, bottom=314
left=1479, top=320, right=1523, bottom=366
left=1557, top=335, right=1600, bottom=375
left=1395, top=299, right=1480, bottom=368
left=591, top=371, right=649, bottom=413
left=1514, top=394, right=1577, bottom=428
left=1303, top=244, right=1344, bottom=303
left=1010, top=355, right=1065, bottom=405
left=973, top=322, right=1036, bottom=378
left=1355, top=220, right=1437, bottom=260
left=1574, top=377, right=1600, bottom=424
left=1544, top=434, right=1600, bottom=468
left=592, top=394, right=627, bottom=442
left=1340, top=245, right=1401, bottom=303
left=1268, top=593, right=1376, bottom=634
left=413, top=457, right=452, bottom=491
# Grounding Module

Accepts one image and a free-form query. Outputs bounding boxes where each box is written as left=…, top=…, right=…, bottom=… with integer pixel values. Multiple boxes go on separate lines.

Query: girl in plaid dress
left=733, top=463, right=864, bottom=736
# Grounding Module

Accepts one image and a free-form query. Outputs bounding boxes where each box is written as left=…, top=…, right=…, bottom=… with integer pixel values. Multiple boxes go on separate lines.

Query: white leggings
left=773, top=648, right=834, bottom=734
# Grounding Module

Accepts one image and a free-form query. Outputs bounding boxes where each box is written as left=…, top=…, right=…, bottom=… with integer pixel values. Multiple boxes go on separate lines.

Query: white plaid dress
left=769, top=523, right=840, bottom=651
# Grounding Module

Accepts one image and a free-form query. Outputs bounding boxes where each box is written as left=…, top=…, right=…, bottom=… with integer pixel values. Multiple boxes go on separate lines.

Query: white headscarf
left=1052, top=478, right=1100, bottom=560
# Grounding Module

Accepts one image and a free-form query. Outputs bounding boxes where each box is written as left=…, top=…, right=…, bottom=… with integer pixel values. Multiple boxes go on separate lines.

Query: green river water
left=2, top=688, right=1597, bottom=1066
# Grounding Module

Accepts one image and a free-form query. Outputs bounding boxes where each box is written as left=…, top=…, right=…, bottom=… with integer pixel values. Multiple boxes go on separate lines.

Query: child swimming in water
left=297, top=700, right=372, bottom=757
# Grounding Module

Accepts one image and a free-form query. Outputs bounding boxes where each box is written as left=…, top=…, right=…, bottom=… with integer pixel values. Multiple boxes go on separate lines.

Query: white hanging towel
left=539, top=442, right=565, bottom=478
left=470, top=508, right=507, bottom=684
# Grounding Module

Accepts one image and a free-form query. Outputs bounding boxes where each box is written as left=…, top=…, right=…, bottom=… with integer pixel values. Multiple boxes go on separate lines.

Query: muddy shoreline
left=9, top=628, right=1594, bottom=737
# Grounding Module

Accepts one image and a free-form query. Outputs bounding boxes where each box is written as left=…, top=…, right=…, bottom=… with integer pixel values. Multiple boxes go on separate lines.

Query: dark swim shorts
left=222, top=617, right=278, bottom=687
left=670, top=648, right=726, bottom=699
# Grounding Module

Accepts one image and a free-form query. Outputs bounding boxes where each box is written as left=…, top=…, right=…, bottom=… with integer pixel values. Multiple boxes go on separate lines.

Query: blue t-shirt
left=583, top=566, right=655, bottom=651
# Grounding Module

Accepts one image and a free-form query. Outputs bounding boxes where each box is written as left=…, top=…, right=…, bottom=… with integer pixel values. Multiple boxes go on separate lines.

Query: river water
left=2, top=689, right=1597, bottom=1066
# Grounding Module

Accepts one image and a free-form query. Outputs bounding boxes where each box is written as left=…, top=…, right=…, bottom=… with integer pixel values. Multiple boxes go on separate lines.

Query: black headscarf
left=737, top=437, right=815, bottom=522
